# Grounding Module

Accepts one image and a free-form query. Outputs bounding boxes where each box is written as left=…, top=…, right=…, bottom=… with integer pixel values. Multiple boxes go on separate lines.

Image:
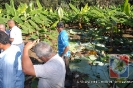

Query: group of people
left=0, top=20, right=71, bottom=88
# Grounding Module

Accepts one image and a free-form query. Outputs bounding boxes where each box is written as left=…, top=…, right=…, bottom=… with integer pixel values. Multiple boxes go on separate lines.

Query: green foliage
left=36, top=0, right=42, bottom=10
left=31, top=77, right=38, bottom=88
left=123, top=0, right=131, bottom=16
left=1, top=0, right=133, bottom=48
left=0, top=0, right=60, bottom=41
left=58, top=7, right=64, bottom=21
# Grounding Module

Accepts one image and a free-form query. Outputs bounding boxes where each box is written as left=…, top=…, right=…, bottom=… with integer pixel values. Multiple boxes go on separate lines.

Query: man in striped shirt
left=57, top=22, right=71, bottom=76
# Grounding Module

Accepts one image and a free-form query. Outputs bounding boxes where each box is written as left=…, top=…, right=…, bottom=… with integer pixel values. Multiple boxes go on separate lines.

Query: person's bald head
left=0, top=24, right=6, bottom=32
left=7, top=20, right=16, bottom=29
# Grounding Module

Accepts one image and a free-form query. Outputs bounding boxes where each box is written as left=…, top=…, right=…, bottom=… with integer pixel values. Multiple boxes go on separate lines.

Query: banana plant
left=69, top=3, right=90, bottom=29
left=122, top=0, right=131, bottom=16
left=0, top=0, right=133, bottom=45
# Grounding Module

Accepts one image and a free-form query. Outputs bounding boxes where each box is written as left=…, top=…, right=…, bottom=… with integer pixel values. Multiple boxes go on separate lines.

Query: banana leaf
left=69, top=3, right=79, bottom=13
left=31, top=34, right=38, bottom=39
left=29, top=20, right=42, bottom=30
left=26, top=2, right=35, bottom=12
left=5, top=3, right=14, bottom=16
left=19, top=22, right=35, bottom=34
left=13, top=16, right=23, bottom=23
left=31, top=16, right=43, bottom=24
left=58, top=7, right=64, bottom=21
left=0, top=9, right=2, bottom=14
left=20, top=24, right=29, bottom=34
left=10, top=0, right=16, bottom=16
left=17, top=3, right=28, bottom=15
left=36, top=0, right=43, bottom=10
left=123, top=0, right=131, bottom=16
left=30, top=9, right=42, bottom=15
left=80, top=3, right=90, bottom=15
left=25, top=22, right=35, bottom=33
left=50, top=20, right=59, bottom=30
left=0, top=17, right=5, bottom=23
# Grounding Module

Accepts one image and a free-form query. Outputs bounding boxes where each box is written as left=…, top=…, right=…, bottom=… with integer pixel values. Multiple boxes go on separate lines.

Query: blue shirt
left=0, top=45, right=24, bottom=88
left=5, top=30, right=10, bottom=35
left=58, top=30, right=70, bottom=57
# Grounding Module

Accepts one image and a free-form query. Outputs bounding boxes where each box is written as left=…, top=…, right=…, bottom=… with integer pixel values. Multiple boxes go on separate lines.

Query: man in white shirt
left=7, top=20, right=24, bottom=52
left=22, top=41, right=66, bottom=88
left=0, top=31, right=24, bottom=88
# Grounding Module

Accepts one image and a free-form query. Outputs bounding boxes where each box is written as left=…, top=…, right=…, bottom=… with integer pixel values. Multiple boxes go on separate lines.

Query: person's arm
left=9, top=29, right=15, bottom=42
left=61, top=46, right=69, bottom=57
left=22, top=41, right=36, bottom=76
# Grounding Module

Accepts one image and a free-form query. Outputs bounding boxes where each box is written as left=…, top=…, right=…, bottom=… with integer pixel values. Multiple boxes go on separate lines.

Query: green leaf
left=49, top=7, right=53, bottom=13
left=31, top=78, right=38, bottom=88
left=0, top=17, right=5, bottom=23
left=80, top=3, right=90, bottom=15
left=91, top=9, right=104, bottom=18
left=123, top=0, right=131, bottom=16
left=10, top=0, right=16, bottom=16
left=19, top=24, right=29, bottom=34
left=27, top=2, right=35, bottom=12
left=125, top=3, right=130, bottom=16
left=31, top=16, right=43, bottom=24
left=0, top=9, right=2, bottom=14
left=39, top=27, right=47, bottom=33
left=69, top=3, right=79, bottom=13
left=13, top=16, right=23, bottom=23
left=36, top=0, right=43, bottom=9
left=5, top=3, right=12, bottom=15
left=30, top=35, right=38, bottom=39
left=38, top=14, right=50, bottom=26
left=58, top=7, right=64, bottom=21
left=30, top=9, right=42, bottom=15
left=25, top=22, right=35, bottom=33
left=51, top=20, right=59, bottom=29
left=17, top=3, right=27, bottom=15
left=19, top=22, right=34, bottom=34
left=29, top=20, right=41, bottom=30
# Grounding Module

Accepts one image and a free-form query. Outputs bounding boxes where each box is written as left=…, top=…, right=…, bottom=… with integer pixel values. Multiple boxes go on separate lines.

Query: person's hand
left=61, top=54, right=64, bottom=59
left=24, top=39, right=39, bottom=50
